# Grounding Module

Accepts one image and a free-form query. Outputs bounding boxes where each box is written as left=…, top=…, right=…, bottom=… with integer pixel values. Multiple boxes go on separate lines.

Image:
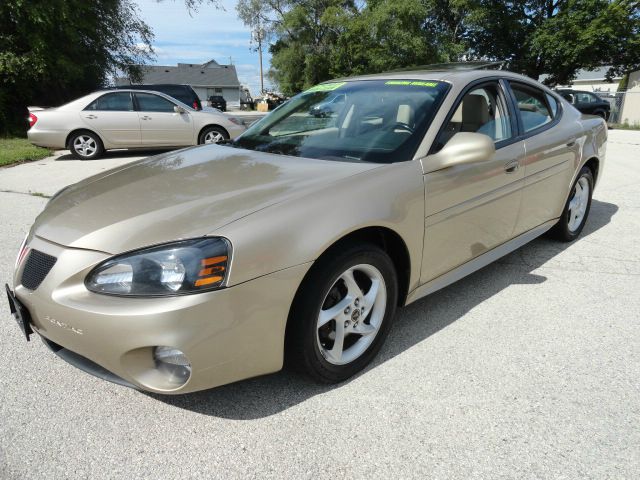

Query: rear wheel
left=550, top=166, right=594, bottom=242
left=198, top=126, right=229, bottom=145
left=69, top=131, right=104, bottom=160
left=286, top=244, right=398, bottom=383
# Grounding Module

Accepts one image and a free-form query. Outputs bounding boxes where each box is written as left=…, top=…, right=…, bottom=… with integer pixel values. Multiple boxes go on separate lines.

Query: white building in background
left=542, top=66, right=623, bottom=93
left=620, top=70, right=640, bottom=125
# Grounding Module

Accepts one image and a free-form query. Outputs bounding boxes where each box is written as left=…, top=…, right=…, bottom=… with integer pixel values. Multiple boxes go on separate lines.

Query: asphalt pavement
left=1, top=131, right=639, bottom=479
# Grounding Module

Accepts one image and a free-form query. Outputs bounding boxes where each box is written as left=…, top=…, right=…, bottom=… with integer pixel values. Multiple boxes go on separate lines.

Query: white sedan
left=27, top=89, right=247, bottom=159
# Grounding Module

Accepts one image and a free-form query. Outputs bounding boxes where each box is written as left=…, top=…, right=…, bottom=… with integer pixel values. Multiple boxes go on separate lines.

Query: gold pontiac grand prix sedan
left=7, top=69, right=607, bottom=394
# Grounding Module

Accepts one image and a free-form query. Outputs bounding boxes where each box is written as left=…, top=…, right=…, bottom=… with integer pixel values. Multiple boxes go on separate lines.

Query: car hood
left=33, top=145, right=381, bottom=254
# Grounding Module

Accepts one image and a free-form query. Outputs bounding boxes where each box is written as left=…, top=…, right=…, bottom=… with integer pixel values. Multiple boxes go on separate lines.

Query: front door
left=134, top=92, right=194, bottom=146
left=81, top=92, right=140, bottom=146
left=420, top=81, right=525, bottom=283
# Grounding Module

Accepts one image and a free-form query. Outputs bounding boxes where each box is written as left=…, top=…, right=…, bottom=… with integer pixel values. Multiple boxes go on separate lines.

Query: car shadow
left=147, top=199, right=618, bottom=419
left=54, top=149, right=173, bottom=161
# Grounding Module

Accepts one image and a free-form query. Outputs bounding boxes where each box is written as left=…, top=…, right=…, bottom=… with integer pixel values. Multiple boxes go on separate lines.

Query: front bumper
left=13, top=236, right=311, bottom=394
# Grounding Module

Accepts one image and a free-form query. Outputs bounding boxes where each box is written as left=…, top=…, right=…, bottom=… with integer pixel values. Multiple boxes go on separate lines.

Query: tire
left=198, top=126, right=229, bottom=145
left=285, top=243, right=398, bottom=383
left=69, top=131, right=104, bottom=160
left=550, top=166, right=594, bottom=242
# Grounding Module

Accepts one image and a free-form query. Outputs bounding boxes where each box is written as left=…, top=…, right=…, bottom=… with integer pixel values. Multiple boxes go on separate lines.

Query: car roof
left=332, top=69, right=544, bottom=85
left=114, top=84, right=192, bottom=88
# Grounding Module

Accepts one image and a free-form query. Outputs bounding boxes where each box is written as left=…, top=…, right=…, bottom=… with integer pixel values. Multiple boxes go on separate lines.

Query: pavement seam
left=0, top=189, right=51, bottom=199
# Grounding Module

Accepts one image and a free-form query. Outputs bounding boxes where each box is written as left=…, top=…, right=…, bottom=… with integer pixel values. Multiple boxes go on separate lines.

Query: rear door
left=420, top=80, right=525, bottom=282
left=133, top=92, right=194, bottom=146
left=506, top=82, right=580, bottom=235
left=81, top=92, right=140, bottom=146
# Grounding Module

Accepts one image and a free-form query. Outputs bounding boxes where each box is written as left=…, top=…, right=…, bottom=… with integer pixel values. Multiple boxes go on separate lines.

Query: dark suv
left=112, top=84, right=202, bottom=110
left=208, top=95, right=227, bottom=111
left=556, top=89, right=610, bottom=120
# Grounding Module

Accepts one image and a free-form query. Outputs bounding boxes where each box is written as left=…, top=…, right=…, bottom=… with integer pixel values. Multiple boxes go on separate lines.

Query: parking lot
left=1, top=130, right=639, bottom=479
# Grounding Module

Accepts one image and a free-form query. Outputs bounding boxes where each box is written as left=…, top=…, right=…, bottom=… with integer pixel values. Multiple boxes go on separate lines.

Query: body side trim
left=406, top=219, right=556, bottom=305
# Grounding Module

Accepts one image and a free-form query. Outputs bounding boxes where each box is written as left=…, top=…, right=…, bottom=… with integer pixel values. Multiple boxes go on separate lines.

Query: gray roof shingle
left=117, top=62, right=240, bottom=87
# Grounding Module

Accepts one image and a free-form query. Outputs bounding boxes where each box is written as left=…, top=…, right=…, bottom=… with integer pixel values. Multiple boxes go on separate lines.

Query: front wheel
left=285, top=244, right=398, bottom=383
left=550, top=166, right=594, bottom=242
left=199, top=126, right=229, bottom=145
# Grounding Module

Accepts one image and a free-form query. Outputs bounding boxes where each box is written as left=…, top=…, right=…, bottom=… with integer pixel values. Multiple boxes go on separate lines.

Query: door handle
left=566, top=138, right=576, bottom=147
left=85, top=114, right=97, bottom=119
left=141, top=115, right=151, bottom=120
left=504, top=160, right=519, bottom=174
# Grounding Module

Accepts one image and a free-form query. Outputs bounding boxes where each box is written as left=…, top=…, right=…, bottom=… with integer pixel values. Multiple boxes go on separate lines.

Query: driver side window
left=437, top=83, right=513, bottom=150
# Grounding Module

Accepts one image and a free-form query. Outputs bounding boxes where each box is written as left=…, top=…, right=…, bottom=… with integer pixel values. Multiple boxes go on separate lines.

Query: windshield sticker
left=385, top=80, right=439, bottom=87
left=305, top=82, right=347, bottom=93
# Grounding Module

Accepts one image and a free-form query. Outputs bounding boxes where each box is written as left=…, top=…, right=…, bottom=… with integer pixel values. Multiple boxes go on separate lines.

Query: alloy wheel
left=316, top=264, right=387, bottom=366
left=73, top=135, right=97, bottom=157
left=568, top=176, right=590, bottom=232
left=204, top=131, right=225, bottom=144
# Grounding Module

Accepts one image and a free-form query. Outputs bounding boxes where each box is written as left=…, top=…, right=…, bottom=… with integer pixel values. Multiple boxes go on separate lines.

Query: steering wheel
left=387, top=121, right=414, bottom=134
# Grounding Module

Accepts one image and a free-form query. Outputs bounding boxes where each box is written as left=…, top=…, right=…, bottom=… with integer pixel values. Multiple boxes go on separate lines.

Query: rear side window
left=510, top=83, right=552, bottom=133
left=159, top=86, right=190, bottom=104
left=85, top=92, right=133, bottom=111
left=135, top=93, right=176, bottom=112
left=575, top=92, right=599, bottom=104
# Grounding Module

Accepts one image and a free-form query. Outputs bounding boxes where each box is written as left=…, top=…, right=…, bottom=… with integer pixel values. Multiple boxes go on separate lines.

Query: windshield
left=232, top=80, right=449, bottom=163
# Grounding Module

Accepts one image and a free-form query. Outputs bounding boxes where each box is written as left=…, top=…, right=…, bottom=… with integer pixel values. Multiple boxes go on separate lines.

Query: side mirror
left=174, top=105, right=186, bottom=114
left=424, top=132, right=495, bottom=173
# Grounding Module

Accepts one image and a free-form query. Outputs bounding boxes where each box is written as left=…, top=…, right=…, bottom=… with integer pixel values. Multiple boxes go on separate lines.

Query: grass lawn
left=0, top=137, right=52, bottom=167
left=610, top=122, right=640, bottom=131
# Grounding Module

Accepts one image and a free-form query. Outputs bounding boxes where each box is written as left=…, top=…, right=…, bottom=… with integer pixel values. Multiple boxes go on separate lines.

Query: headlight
left=85, top=237, right=231, bottom=296
left=227, top=116, right=245, bottom=126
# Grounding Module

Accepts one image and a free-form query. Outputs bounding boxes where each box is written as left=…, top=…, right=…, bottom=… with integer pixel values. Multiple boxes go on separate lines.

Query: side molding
left=405, top=219, right=557, bottom=305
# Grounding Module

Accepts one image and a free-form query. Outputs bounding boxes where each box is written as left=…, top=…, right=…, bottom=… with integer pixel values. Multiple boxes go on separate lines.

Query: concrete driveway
left=1, top=132, right=639, bottom=479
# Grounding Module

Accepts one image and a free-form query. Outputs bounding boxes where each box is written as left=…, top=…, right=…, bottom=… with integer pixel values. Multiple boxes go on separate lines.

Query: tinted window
left=85, top=92, right=133, bottom=111
left=438, top=83, right=513, bottom=149
left=158, top=86, right=191, bottom=104
left=135, top=93, right=176, bottom=112
left=234, top=80, right=450, bottom=163
left=575, top=92, right=599, bottom=104
left=510, top=83, right=552, bottom=133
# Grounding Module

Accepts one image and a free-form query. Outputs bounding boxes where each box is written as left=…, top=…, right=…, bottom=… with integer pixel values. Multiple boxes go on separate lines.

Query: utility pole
left=256, top=27, right=264, bottom=94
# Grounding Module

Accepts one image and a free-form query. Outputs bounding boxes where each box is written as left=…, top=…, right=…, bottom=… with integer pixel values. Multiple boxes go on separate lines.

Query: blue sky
left=135, top=0, right=272, bottom=96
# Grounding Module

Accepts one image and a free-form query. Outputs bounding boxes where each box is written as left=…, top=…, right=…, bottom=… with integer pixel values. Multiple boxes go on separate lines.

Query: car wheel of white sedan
left=286, top=243, right=398, bottom=383
left=551, top=166, right=594, bottom=242
left=199, top=126, right=229, bottom=145
left=69, top=131, right=104, bottom=160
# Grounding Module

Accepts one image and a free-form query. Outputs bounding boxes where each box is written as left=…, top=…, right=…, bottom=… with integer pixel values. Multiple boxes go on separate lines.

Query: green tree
left=466, top=0, right=640, bottom=85
left=237, top=0, right=639, bottom=94
left=0, top=0, right=154, bottom=135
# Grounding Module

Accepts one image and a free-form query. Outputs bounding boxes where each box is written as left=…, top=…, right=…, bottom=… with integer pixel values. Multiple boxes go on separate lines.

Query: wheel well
left=584, top=157, right=599, bottom=184
left=65, top=129, right=103, bottom=149
left=312, top=227, right=411, bottom=307
left=198, top=124, right=229, bottom=142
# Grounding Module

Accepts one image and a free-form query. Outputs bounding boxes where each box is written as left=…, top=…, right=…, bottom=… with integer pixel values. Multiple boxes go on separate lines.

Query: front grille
left=21, top=249, right=57, bottom=290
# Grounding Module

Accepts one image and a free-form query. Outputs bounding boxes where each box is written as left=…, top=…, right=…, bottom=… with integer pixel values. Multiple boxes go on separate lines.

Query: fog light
left=153, top=346, right=191, bottom=386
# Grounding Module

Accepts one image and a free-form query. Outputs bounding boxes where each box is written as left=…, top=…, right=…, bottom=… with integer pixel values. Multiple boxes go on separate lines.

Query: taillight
left=28, top=113, right=38, bottom=128
left=193, top=101, right=199, bottom=110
